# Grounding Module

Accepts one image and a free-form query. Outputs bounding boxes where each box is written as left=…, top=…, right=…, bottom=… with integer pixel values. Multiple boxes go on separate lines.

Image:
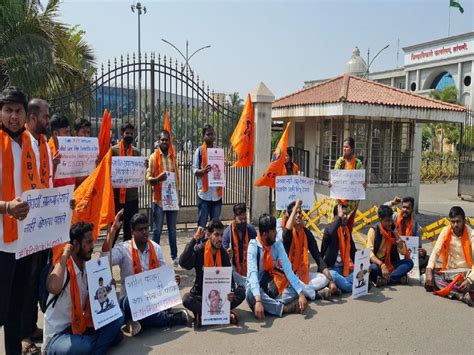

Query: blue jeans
left=120, top=296, right=170, bottom=327
left=370, top=259, right=414, bottom=284
left=44, top=315, right=123, bottom=355
left=197, top=197, right=222, bottom=227
left=245, top=286, right=298, bottom=317
left=152, top=202, right=178, bottom=260
left=330, top=266, right=354, bottom=293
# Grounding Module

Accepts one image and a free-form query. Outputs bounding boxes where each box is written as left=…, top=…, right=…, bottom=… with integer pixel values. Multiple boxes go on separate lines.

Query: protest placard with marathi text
left=111, top=156, right=146, bottom=188
left=202, top=266, right=232, bottom=326
left=207, top=148, right=225, bottom=187
left=275, top=175, right=314, bottom=210
left=330, top=169, right=366, bottom=200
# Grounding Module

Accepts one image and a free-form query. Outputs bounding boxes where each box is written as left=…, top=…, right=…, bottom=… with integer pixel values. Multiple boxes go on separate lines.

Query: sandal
left=123, top=320, right=142, bottom=337
left=21, top=340, right=40, bottom=355
left=230, top=310, right=239, bottom=325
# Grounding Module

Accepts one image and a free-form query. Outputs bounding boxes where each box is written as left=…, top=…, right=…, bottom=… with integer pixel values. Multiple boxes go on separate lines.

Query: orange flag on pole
left=230, top=94, right=254, bottom=168
left=254, top=122, right=291, bottom=188
left=163, top=111, right=175, bottom=158
left=98, top=109, right=112, bottom=160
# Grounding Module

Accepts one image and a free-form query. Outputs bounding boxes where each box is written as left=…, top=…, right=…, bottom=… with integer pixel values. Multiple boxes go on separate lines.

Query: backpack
left=39, top=252, right=70, bottom=313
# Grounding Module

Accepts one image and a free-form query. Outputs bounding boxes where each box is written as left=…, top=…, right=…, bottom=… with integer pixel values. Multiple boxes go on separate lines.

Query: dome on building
left=344, top=47, right=367, bottom=76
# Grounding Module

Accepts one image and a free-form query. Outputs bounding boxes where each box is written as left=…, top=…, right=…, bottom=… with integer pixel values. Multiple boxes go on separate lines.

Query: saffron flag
left=98, top=109, right=112, bottom=160
left=163, top=111, right=175, bottom=159
left=254, top=122, right=290, bottom=188
left=450, top=0, right=464, bottom=13
left=230, top=94, right=254, bottom=167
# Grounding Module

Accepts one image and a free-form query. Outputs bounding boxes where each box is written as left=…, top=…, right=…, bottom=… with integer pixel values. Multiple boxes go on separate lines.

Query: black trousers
left=182, top=286, right=246, bottom=315
left=0, top=251, right=35, bottom=355
left=113, top=198, right=139, bottom=244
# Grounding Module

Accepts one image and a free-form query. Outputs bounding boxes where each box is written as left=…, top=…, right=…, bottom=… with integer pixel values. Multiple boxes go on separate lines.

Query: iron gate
left=48, top=53, right=252, bottom=210
left=459, top=108, right=474, bottom=199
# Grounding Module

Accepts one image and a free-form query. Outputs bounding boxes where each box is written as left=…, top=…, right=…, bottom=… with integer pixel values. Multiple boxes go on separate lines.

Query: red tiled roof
left=273, top=75, right=466, bottom=112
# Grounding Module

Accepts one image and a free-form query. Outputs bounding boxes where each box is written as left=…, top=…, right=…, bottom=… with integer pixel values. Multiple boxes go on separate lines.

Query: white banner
left=275, top=175, right=314, bottom=211
left=16, top=186, right=73, bottom=259
left=400, top=236, right=420, bottom=281
left=162, top=172, right=179, bottom=211
left=207, top=148, right=225, bottom=187
left=352, top=248, right=370, bottom=299
left=124, top=265, right=181, bottom=322
left=111, top=156, right=146, bottom=188
left=202, top=266, right=232, bottom=326
left=56, top=137, right=99, bottom=178
left=330, top=169, right=366, bottom=200
left=85, top=256, right=122, bottom=330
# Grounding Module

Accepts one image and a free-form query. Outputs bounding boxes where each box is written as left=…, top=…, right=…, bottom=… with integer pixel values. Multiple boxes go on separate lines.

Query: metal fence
left=459, top=108, right=474, bottom=198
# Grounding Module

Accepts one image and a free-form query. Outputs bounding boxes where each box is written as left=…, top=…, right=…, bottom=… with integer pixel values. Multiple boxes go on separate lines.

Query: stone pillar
left=415, top=69, right=420, bottom=91
left=412, top=122, right=423, bottom=212
left=251, top=82, right=275, bottom=223
left=457, top=62, right=462, bottom=94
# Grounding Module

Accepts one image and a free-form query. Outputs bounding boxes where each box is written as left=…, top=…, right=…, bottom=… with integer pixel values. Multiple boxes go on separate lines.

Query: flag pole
left=448, top=2, right=451, bottom=37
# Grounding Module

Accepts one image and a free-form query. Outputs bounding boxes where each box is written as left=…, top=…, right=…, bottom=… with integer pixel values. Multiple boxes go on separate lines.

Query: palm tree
left=0, top=0, right=95, bottom=97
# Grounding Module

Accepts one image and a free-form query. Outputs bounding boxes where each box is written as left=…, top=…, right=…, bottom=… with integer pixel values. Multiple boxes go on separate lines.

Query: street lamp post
left=161, top=39, right=211, bottom=76
left=366, top=44, right=390, bottom=79
left=131, top=1, right=146, bottom=149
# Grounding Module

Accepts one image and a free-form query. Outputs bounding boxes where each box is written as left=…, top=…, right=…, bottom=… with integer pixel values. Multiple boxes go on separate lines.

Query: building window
left=464, top=75, right=471, bottom=87
left=410, top=82, right=417, bottom=91
left=431, top=71, right=455, bottom=90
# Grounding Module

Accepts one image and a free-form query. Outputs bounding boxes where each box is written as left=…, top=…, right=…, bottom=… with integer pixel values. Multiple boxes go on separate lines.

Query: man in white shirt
left=43, top=222, right=123, bottom=354
left=101, top=212, right=188, bottom=337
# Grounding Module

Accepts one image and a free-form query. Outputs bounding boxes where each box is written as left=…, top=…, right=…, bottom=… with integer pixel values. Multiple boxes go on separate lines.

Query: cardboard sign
left=162, top=172, right=179, bottom=211
left=202, top=267, right=232, bottom=326
left=275, top=175, right=314, bottom=210
left=207, top=148, right=225, bottom=187
left=400, top=236, right=420, bottom=281
left=352, top=248, right=370, bottom=299
left=330, top=169, right=366, bottom=200
left=56, top=137, right=99, bottom=178
left=111, top=156, right=146, bottom=188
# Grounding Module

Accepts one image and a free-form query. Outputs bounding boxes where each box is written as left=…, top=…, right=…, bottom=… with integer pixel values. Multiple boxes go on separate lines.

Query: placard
left=162, top=172, right=179, bottom=211
left=400, top=236, right=420, bottom=281
left=352, top=248, right=370, bottom=299
left=16, top=186, right=74, bottom=259
left=330, top=169, right=366, bottom=200
left=111, top=156, right=146, bottom=188
left=202, top=266, right=232, bottom=326
left=56, top=137, right=99, bottom=178
left=207, top=148, right=225, bottom=187
left=124, top=265, right=181, bottom=322
left=85, top=256, right=122, bottom=329
left=275, top=176, right=314, bottom=210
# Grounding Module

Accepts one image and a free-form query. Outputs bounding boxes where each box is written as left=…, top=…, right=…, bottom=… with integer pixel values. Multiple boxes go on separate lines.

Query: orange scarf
left=67, top=258, right=93, bottom=335
left=131, top=239, right=160, bottom=274
left=119, top=140, right=132, bottom=204
left=1, top=129, right=43, bottom=243
left=201, top=144, right=223, bottom=198
left=339, top=154, right=356, bottom=205
left=378, top=224, right=397, bottom=272
left=38, top=135, right=51, bottom=188
left=231, top=222, right=248, bottom=276
left=258, top=233, right=289, bottom=295
left=440, top=227, right=472, bottom=271
left=203, top=239, right=222, bottom=267
left=337, top=225, right=351, bottom=276
left=396, top=213, right=414, bottom=236
left=153, top=148, right=179, bottom=203
left=435, top=273, right=465, bottom=297
left=288, top=227, right=309, bottom=284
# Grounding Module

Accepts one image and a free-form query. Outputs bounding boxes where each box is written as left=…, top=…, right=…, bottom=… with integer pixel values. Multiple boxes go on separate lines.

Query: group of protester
left=0, top=86, right=473, bottom=355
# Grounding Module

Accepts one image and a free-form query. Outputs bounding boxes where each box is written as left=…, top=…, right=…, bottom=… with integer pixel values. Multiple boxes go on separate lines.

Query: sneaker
left=400, top=276, right=408, bottom=285
left=316, top=287, right=331, bottom=300
left=169, top=310, right=188, bottom=326
left=282, top=299, right=301, bottom=314
left=462, top=293, right=473, bottom=307
left=173, top=258, right=179, bottom=267
left=376, top=276, right=387, bottom=288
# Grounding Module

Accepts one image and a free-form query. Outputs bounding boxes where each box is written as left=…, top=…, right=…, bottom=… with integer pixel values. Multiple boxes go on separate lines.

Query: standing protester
left=284, top=147, right=299, bottom=175
left=74, top=117, right=93, bottom=188
left=48, top=112, right=75, bottom=187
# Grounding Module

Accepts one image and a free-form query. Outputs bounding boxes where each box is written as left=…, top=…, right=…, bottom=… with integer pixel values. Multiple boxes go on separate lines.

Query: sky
left=60, top=0, right=474, bottom=99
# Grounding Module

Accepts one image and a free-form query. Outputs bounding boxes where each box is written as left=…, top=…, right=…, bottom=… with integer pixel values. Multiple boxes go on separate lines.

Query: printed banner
left=56, top=137, right=99, bottom=178
left=330, top=169, right=366, bottom=200
left=202, top=266, right=232, bottom=326
left=400, top=236, right=420, bottom=281
left=16, top=186, right=73, bottom=259
left=162, top=172, right=179, bottom=211
left=111, top=156, right=146, bottom=188
left=352, top=248, right=370, bottom=299
left=207, top=148, right=225, bottom=187
left=275, top=176, right=314, bottom=210
left=85, top=256, right=122, bottom=329
left=124, top=265, right=181, bottom=322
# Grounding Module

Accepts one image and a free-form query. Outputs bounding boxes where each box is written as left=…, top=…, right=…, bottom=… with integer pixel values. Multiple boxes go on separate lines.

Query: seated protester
left=367, top=205, right=414, bottom=288
left=43, top=222, right=123, bottom=354
left=222, top=203, right=257, bottom=288
left=321, top=204, right=357, bottom=293
left=385, top=196, right=429, bottom=273
left=101, top=211, right=188, bottom=336
left=179, top=220, right=245, bottom=328
left=246, top=214, right=308, bottom=319
left=283, top=200, right=337, bottom=299
left=425, top=206, right=474, bottom=307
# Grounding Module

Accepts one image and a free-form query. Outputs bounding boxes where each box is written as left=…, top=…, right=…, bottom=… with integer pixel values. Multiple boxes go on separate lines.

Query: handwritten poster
left=16, top=186, right=73, bottom=259
left=275, top=176, right=314, bottom=210
left=162, top=172, right=179, bottom=211
left=207, top=148, right=225, bottom=187
left=124, top=265, right=181, bottom=322
left=352, top=248, right=370, bottom=299
left=400, top=236, right=420, bottom=281
left=111, top=156, right=146, bottom=188
left=202, top=267, right=232, bottom=326
left=85, top=256, right=122, bottom=329
left=330, top=169, right=366, bottom=200
left=56, top=137, right=99, bottom=178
